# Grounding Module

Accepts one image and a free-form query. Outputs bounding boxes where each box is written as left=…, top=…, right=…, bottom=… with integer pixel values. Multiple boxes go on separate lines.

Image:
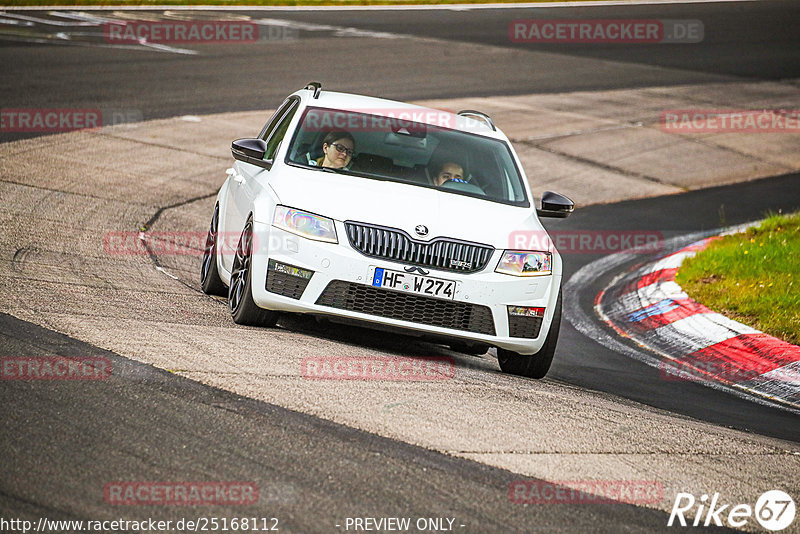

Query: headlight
left=272, top=206, right=338, bottom=243
left=495, top=250, right=552, bottom=277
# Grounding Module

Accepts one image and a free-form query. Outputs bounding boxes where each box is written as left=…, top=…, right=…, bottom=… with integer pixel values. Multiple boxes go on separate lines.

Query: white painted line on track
left=0, top=33, right=194, bottom=53
left=646, top=249, right=700, bottom=273
left=137, top=40, right=199, bottom=55
left=637, top=280, right=688, bottom=305
left=746, top=361, right=800, bottom=401
left=756, top=360, right=800, bottom=384
left=0, top=10, right=199, bottom=55
left=647, top=314, right=749, bottom=355
left=0, top=10, right=431, bottom=53
left=665, top=313, right=760, bottom=344
left=0, top=17, right=33, bottom=26
left=0, top=11, right=96, bottom=26
left=49, top=10, right=126, bottom=25
left=155, top=266, right=179, bottom=280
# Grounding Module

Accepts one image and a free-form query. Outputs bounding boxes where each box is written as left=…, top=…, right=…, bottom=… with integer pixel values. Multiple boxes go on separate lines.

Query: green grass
left=676, top=212, right=800, bottom=345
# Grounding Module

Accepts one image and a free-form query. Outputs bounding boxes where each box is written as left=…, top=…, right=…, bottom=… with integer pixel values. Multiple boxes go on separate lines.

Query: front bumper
left=249, top=221, right=561, bottom=355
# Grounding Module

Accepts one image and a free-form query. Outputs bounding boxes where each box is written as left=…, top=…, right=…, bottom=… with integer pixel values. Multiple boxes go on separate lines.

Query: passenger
left=432, top=161, right=468, bottom=186
left=311, top=131, right=355, bottom=169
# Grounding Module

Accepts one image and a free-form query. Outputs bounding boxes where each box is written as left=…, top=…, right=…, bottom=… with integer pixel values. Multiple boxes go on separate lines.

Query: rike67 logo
left=668, top=490, right=795, bottom=531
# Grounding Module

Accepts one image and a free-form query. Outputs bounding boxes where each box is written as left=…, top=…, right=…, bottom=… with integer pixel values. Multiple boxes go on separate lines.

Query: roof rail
left=457, top=110, right=495, bottom=131
left=305, top=81, right=322, bottom=99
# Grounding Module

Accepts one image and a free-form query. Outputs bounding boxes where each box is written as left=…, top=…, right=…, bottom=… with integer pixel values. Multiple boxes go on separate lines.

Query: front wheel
left=228, top=218, right=279, bottom=327
left=497, top=289, right=562, bottom=379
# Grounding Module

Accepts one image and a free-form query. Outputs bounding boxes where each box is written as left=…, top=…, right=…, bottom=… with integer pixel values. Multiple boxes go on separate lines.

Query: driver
left=309, top=131, right=355, bottom=169
left=432, top=161, right=468, bottom=186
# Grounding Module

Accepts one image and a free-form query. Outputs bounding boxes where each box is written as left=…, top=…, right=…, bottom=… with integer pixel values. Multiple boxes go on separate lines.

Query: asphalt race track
left=2, top=313, right=729, bottom=533
left=1, top=1, right=800, bottom=533
left=2, top=1, right=799, bottom=141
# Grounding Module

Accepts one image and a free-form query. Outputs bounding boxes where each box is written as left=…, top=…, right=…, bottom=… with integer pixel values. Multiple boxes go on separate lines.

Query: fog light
left=267, top=260, right=313, bottom=300
left=268, top=259, right=313, bottom=279
left=508, top=306, right=545, bottom=339
left=507, top=306, right=545, bottom=318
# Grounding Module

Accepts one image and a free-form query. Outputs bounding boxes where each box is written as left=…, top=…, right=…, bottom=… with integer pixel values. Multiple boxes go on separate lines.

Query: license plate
left=371, top=267, right=456, bottom=300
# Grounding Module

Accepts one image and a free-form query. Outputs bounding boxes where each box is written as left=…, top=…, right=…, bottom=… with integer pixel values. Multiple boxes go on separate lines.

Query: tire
left=497, top=289, right=562, bottom=379
left=200, top=203, right=228, bottom=296
left=228, top=217, right=279, bottom=327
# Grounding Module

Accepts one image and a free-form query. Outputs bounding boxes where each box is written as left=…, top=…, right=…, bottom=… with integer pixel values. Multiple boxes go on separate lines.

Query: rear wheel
left=228, top=218, right=279, bottom=327
left=200, top=203, right=227, bottom=296
left=497, top=289, right=562, bottom=379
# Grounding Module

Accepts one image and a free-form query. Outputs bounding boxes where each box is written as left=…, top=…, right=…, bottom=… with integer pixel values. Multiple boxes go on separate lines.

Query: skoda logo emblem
left=414, top=225, right=429, bottom=237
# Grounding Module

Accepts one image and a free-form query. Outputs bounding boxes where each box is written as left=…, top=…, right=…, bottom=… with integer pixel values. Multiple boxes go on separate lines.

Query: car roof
left=289, top=88, right=509, bottom=141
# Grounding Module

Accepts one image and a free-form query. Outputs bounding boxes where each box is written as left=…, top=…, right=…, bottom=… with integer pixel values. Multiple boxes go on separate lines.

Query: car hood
left=268, top=167, right=544, bottom=249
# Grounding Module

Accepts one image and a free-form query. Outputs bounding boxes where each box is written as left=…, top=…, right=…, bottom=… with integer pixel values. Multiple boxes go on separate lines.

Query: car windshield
left=285, top=107, right=529, bottom=207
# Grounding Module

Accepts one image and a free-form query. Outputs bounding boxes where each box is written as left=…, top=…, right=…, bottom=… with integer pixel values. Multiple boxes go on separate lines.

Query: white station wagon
left=201, top=82, right=574, bottom=378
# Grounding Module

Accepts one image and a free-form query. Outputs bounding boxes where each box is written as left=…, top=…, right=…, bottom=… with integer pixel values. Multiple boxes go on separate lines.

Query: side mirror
left=231, top=138, right=272, bottom=170
left=536, top=191, right=574, bottom=218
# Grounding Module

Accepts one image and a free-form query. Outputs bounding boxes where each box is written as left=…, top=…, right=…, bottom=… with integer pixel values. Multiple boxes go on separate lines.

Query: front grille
left=344, top=222, right=494, bottom=274
left=508, top=315, right=544, bottom=339
left=316, top=281, right=496, bottom=335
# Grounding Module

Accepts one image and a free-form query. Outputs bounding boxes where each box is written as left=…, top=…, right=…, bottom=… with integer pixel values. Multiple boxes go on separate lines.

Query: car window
left=284, top=107, right=529, bottom=207
left=259, top=97, right=299, bottom=143
left=264, top=102, right=298, bottom=161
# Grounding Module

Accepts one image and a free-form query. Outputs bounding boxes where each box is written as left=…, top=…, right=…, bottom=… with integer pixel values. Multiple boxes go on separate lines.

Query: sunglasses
left=329, top=143, right=354, bottom=157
